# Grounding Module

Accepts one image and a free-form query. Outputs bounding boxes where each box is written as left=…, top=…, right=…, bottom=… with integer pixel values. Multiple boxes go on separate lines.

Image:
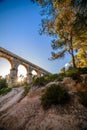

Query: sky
left=0, top=0, right=71, bottom=77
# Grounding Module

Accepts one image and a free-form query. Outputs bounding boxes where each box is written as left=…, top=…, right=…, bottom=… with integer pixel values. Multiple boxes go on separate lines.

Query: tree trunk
left=70, top=35, right=76, bottom=68
left=71, top=49, right=76, bottom=68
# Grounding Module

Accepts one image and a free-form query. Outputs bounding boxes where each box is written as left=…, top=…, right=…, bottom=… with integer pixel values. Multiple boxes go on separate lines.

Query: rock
left=62, top=77, right=76, bottom=92
left=63, top=77, right=76, bottom=85
left=46, top=81, right=62, bottom=88
left=81, top=74, right=87, bottom=86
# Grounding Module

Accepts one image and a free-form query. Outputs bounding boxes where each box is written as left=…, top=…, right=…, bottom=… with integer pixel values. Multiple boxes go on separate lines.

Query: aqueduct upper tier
left=0, top=47, right=51, bottom=86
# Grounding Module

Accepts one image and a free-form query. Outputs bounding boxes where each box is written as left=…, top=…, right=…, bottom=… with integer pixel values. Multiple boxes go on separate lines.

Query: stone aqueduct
left=0, top=47, right=51, bottom=86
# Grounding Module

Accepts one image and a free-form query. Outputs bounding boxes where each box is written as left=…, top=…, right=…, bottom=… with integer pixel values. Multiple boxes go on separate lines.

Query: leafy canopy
left=32, top=0, right=87, bottom=68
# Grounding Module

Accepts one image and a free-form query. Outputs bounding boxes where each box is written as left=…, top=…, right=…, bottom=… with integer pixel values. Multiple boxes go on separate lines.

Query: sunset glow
left=32, top=70, right=37, bottom=75
left=17, top=65, right=27, bottom=82
left=0, top=58, right=11, bottom=77
left=0, top=58, right=38, bottom=82
left=0, top=58, right=27, bottom=82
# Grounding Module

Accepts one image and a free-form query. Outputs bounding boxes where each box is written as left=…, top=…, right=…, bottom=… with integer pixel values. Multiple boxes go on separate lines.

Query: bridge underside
left=0, top=47, right=51, bottom=87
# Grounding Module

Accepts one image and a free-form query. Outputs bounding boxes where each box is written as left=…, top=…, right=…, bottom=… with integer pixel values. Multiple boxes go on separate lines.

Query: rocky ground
left=0, top=78, right=87, bottom=130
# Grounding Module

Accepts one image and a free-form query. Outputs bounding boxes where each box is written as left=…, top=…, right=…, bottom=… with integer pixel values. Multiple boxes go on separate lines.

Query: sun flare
left=17, top=65, right=27, bottom=82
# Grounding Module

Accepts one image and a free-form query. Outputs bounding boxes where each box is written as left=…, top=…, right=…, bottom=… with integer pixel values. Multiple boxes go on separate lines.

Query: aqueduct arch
left=0, top=47, right=51, bottom=86
left=17, top=64, right=27, bottom=82
left=0, top=58, right=11, bottom=78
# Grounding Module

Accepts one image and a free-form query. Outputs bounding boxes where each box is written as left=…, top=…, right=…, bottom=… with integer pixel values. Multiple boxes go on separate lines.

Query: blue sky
left=0, top=0, right=71, bottom=75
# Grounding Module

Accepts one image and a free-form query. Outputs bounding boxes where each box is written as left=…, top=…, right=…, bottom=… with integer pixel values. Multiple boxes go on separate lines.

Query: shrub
left=32, top=73, right=66, bottom=86
left=66, top=67, right=87, bottom=80
left=0, top=77, right=12, bottom=95
left=78, top=91, right=87, bottom=107
left=57, top=73, right=65, bottom=81
left=33, top=76, right=47, bottom=86
left=45, top=74, right=59, bottom=82
left=0, top=78, right=8, bottom=89
left=78, top=67, right=87, bottom=74
left=23, top=85, right=31, bottom=97
left=0, top=87, right=12, bottom=95
left=41, top=84, right=70, bottom=109
left=46, top=73, right=65, bottom=82
left=66, top=67, right=81, bottom=80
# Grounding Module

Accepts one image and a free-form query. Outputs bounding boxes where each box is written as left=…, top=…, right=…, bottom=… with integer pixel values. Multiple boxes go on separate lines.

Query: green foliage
left=47, top=73, right=65, bottom=81
left=0, top=77, right=12, bottom=95
left=0, top=87, right=12, bottom=95
left=45, top=73, right=65, bottom=82
left=78, top=67, right=87, bottom=74
left=57, top=73, right=65, bottom=81
left=66, top=67, right=81, bottom=80
left=33, top=76, right=48, bottom=86
left=45, top=74, right=59, bottom=82
left=0, top=78, right=8, bottom=89
left=41, top=84, right=70, bottom=109
left=73, top=0, right=87, bottom=42
left=32, top=73, right=65, bottom=87
left=23, top=85, right=31, bottom=97
left=74, top=47, right=87, bottom=68
left=32, top=67, right=87, bottom=87
left=33, top=0, right=87, bottom=68
left=78, top=91, right=87, bottom=107
left=65, top=67, right=87, bottom=80
left=60, top=67, right=65, bottom=74
left=47, top=74, right=58, bottom=80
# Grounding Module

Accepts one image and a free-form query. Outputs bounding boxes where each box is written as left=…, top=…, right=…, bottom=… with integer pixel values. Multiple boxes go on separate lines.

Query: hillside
left=0, top=76, right=87, bottom=130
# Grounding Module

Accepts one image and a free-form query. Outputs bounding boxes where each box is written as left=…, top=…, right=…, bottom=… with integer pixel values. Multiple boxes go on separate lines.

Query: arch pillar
left=36, top=70, right=41, bottom=77
left=9, top=60, right=19, bottom=87
left=37, top=70, right=45, bottom=77
left=27, top=66, right=33, bottom=84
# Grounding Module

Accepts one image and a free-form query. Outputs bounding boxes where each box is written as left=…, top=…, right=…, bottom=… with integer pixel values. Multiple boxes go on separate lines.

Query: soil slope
left=0, top=86, right=87, bottom=130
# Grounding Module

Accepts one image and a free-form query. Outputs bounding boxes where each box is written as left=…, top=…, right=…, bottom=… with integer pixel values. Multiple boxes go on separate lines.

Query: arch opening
left=31, top=70, right=37, bottom=76
left=31, top=70, right=38, bottom=81
left=0, top=58, right=11, bottom=78
left=17, top=65, right=27, bottom=83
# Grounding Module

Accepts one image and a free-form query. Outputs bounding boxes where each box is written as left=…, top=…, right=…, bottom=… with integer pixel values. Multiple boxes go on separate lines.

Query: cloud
left=65, top=63, right=70, bottom=68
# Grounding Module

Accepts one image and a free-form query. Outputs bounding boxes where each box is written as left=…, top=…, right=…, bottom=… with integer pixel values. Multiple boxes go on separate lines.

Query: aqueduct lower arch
left=0, top=47, right=51, bottom=86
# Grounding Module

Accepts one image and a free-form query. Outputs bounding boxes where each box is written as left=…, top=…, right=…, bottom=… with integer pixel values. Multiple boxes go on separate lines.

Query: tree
left=75, top=47, right=87, bottom=68
left=72, top=0, right=87, bottom=67
left=60, top=67, right=65, bottom=74
left=72, top=0, right=87, bottom=42
left=33, top=0, right=87, bottom=68
left=50, top=5, right=77, bottom=68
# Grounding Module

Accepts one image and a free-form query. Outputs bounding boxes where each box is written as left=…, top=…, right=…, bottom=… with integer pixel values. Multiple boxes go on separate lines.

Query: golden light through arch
left=17, top=65, right=27, bottom=82
left=0, top=58, right=11, bottom=77
left=32, top=70, right=37, bottom=76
